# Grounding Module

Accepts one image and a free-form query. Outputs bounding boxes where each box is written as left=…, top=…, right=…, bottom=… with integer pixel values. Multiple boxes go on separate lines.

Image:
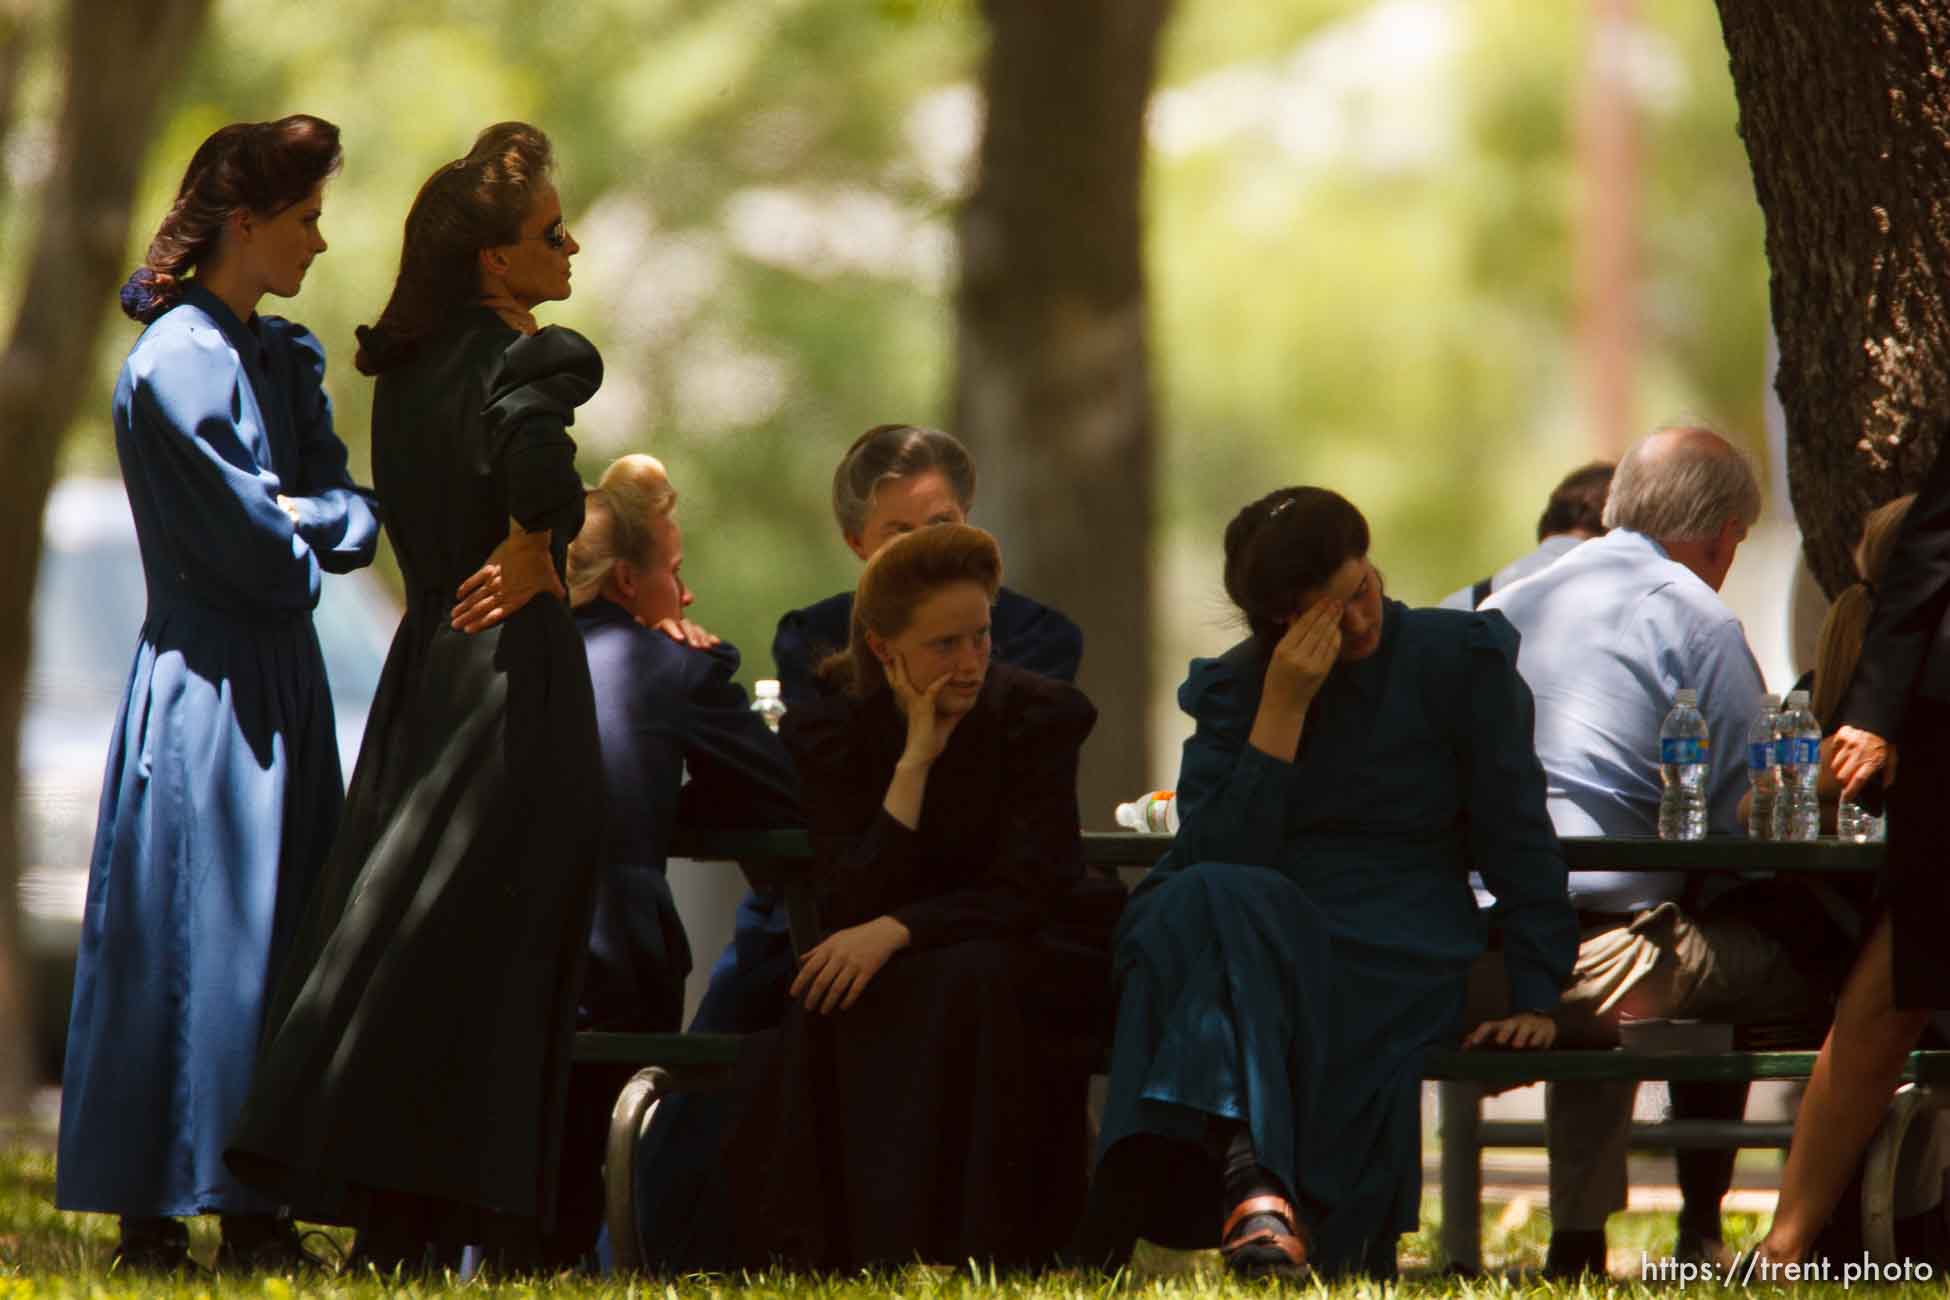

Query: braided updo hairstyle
left=1222, top=486, right=1371, bottom=645
left=354, top=122, right=555, bottom=375
left=118, top=115, right=342, bottom=324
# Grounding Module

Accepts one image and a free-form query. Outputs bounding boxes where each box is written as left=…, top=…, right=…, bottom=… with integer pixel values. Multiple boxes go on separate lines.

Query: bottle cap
left=1674, top=688, right=1698, bottom=706
left=1785, top=689, right=1809, bottom=707
left=1759, top=694, right=1779, bottom=710
left=755, top=679, right=781, bottom=699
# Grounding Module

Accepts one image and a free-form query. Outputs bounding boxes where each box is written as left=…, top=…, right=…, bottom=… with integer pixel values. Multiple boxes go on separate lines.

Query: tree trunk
left=0, top=2, right=36, bottom=214
left=956, top=0, right=1171, bottom=827
left=0, top=0, right=211, bottom=1120
left=1716, top=2, right=1950, bottom=595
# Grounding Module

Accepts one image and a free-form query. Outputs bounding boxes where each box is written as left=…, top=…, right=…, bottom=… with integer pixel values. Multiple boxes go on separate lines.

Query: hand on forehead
left=1294, top=557, right=1368, bottom=619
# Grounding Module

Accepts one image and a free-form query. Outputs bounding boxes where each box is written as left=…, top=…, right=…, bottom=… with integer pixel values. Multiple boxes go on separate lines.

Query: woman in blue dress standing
left=1079, top=486, right=1577, bottom=1280
left=54, top=115, right=379, bottom=1273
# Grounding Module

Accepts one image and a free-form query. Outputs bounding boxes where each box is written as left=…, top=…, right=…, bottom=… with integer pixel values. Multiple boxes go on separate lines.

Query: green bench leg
left=605, top=1067, right=673, bottom=1275
left=1439, top=1081, right=1485, bottom=1273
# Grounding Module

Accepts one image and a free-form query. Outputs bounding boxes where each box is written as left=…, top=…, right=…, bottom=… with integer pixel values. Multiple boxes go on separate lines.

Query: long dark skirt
left=723, top=939, right=1088, bottom=1272
left=225, top=601, right=602, bottom=1236
left=1885, top=698, right=1950, bottom=1008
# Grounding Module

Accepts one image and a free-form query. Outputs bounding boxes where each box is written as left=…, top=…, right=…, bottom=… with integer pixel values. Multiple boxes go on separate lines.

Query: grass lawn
left=1, top=1135, right=1936, bottom=1298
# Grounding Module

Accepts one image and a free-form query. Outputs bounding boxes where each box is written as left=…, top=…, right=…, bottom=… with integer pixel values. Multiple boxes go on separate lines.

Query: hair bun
left=353, top=322, right=418, bottom=373
left=119, top=267, right=173, bottom=324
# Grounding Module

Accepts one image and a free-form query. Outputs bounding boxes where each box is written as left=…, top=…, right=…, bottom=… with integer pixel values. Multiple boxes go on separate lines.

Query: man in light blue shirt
left=1481, top=426, right=1833, bottom=1277
left=1439, top=460, right=1613, bottom=610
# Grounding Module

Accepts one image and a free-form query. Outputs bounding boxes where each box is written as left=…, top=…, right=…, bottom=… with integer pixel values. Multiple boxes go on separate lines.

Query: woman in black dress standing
left=227, top=121, right=603, bottom=1271
left=723, top=523, right=1113, bottom=1272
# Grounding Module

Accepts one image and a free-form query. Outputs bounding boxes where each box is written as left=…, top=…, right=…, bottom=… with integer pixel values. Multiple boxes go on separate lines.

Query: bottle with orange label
left=1114, top=790, right=1178, bottom=834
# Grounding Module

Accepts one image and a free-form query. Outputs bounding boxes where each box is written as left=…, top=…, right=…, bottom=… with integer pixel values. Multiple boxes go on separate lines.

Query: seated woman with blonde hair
left=545, top=457, right=800, bottom=1267
left=720, top=523, right=1115, bottom=1272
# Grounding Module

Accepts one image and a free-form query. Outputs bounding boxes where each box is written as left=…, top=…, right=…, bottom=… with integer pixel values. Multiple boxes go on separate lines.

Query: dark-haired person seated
left=543, top=454, right=800, bottom=1269
left=1076, top=487, right=1576, bottom=1281
left=721, top=524, right=1112, bottom=1271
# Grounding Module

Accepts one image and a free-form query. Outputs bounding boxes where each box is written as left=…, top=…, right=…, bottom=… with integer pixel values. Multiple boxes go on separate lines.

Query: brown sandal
left=1221, top=1194, right=1312, bottom=1280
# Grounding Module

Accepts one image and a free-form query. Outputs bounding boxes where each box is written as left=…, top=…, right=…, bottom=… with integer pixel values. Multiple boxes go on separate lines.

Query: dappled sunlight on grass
left=0, top=1142, right=1921, bottom=1297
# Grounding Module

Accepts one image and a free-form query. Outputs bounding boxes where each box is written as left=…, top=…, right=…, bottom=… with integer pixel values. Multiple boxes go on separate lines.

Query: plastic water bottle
left=1658, top=688, right=1709, bottom=841
left=1772, top=689, right=1821, bottom=842
left=1115, top=790, right=1179, bottom=833
left=1746, top=695, right=1780, bottom=840
left=751, top=679, right=786, bottom=733
left=1835, top=798, right=1885, bottom=843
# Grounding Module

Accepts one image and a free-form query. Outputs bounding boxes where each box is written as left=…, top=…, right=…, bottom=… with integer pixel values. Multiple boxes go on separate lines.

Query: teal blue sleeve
left=1170, top=654, right=1294, bottom=870
left=123, top=322, right=320, bottom=611
left=1463, top=613, right=1579, bottom=1013
left=274, top=323, right=379, bottom=575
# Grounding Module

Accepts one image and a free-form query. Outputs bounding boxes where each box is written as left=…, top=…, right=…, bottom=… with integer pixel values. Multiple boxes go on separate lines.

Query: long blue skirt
left=56, top=604, right=341, bottom=1216
left=1098, top=862, right=1461, bottom=1277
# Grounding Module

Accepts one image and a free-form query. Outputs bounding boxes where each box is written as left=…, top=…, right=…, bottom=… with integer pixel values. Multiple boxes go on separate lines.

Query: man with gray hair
left=1480, top=425, right=1838, bottom=1276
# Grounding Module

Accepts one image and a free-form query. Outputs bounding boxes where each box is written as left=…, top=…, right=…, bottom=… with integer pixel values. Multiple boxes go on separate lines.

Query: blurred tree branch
left=0, top=0, right=211, bottom=1120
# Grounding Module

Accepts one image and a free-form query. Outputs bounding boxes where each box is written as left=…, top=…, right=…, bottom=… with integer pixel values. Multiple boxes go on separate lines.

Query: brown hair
left=119, top=115, right=342, bottom=323
left=1536, top=461, right=1615, bottom=542
left=818, top=524, right=1002, bottom=697
left=831, top=424, right=977, bottom=540
left=1223, top=486, right=1371, bottom=645
left=355, top=122, right=554, bottom=374
left=1812, top=494, right=1916, bottom=727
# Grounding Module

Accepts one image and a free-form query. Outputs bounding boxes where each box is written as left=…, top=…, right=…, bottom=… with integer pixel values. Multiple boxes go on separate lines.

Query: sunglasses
left=522, top=219, right=570, bottom=251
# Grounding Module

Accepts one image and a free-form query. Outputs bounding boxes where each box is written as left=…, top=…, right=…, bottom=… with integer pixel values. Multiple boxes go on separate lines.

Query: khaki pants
left=1467, top=895, right=1832, bottom=1231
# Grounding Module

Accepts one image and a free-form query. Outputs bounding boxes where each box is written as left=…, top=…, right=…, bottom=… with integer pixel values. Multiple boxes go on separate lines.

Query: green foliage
left=0, top=0, right=1771, bottom=684
left=1151, top=0, right=1767, bottom=611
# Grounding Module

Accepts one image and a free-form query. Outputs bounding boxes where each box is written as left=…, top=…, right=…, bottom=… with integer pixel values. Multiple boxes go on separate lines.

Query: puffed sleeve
left=266, top=321, right=379, bottom=575
left=1459, top=612, right=1578, bottom=1013
left=483, top=325, right=603, bottom=547
left=888, top=683, right=1096, bottom=949
left=120, top=321, right=320, bottom=612
left=1169, top=648, right=1295, bottom=870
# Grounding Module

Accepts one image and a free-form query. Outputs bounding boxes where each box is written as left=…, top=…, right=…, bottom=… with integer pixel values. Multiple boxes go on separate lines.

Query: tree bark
left=956, top=0, right=1171, bottom=826
left=0, top=0, right=211, bottom=1119
left=1716, top=2, right=1950, bottom=595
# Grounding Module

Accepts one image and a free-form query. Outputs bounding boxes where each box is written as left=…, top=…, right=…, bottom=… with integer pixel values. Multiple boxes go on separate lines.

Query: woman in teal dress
left=55, top=115, right=378, bottom=1273
left=1081, top=487, right=1577, bottom=1280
